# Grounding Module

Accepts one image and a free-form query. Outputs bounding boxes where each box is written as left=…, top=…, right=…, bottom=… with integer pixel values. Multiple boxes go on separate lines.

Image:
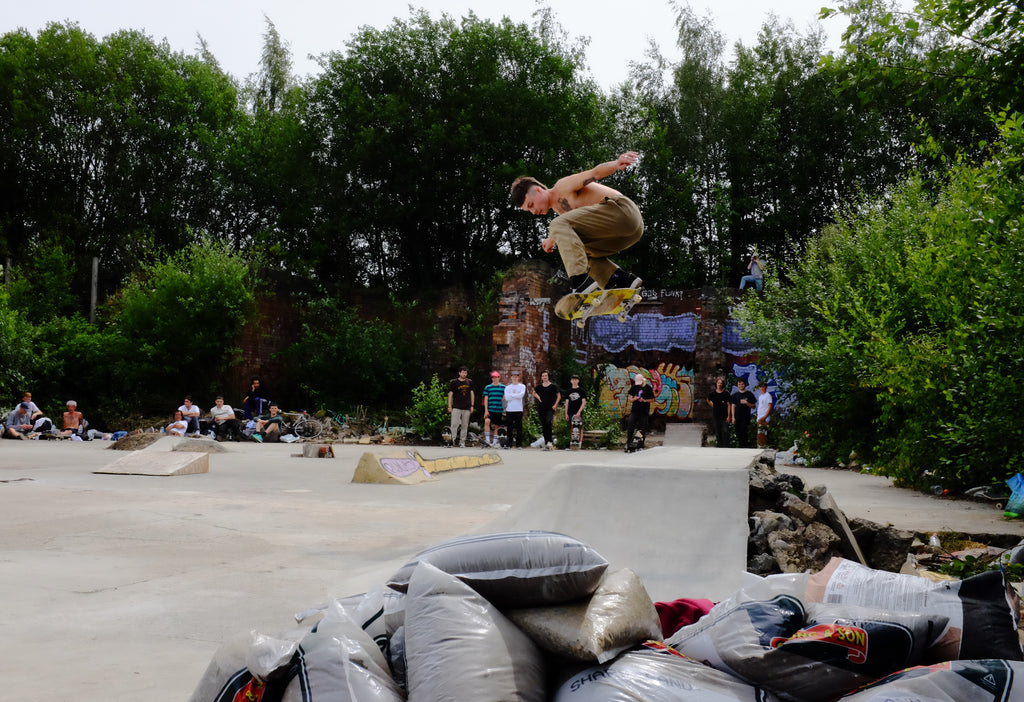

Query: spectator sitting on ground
left=177, top=396, right=202, bottom=436
left=5, top=403, right=34, bottom=440
left=164, top=410, right=188, bottom=437
left=253, top=403, right=284, bottom=443
left=20, top=392, right=42, bottom=420
left=210, top=395, right=241, bottom=441
left=62, top=400, right=89, bottom=439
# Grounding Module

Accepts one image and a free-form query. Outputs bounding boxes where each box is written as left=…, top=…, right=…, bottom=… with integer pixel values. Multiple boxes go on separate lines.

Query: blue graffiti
left=723, top=319, right=757, bottom=356
left=589, top=313, right=698, bottom=353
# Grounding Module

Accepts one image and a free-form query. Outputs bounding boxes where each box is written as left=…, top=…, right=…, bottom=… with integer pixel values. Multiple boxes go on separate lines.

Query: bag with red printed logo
left=666, top=577, right=948, bottom=702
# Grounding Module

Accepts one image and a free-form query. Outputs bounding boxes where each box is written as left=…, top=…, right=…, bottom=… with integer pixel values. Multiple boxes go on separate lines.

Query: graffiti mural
left=599, top=363, right=695, bottom=419
left=589, top=313, right=698, bottom=353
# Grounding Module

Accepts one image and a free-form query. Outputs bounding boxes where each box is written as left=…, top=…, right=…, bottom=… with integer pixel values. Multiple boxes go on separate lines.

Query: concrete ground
left=1, top=438, right=1022, bottom=701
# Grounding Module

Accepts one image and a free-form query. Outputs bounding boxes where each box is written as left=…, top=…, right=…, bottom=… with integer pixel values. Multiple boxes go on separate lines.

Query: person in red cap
left=481, top=370, right=506, bottom=447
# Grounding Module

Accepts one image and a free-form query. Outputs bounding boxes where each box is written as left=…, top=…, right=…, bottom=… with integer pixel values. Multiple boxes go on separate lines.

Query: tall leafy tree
left=0, top=23, right=240, bottom=294
left=304, top=9, right=608, bottom=293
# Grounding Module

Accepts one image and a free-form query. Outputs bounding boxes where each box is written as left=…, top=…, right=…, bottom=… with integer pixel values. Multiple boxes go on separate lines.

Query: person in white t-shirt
left=503, top=370, right=527, bottom=449
left=210, top=396, right=241, bottom=441
left=177, top=397, right=202, bottom=437
left=164, top=410, right=188, bottom=437
left=756, top=381, right=773, bottom=447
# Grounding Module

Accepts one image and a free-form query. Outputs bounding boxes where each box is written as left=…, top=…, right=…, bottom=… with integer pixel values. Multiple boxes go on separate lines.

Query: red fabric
left=655, top=598, right=715, bottom=638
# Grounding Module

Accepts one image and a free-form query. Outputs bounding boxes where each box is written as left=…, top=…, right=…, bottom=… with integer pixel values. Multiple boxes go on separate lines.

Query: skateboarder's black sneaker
left=568, top=273, right=600, bottom=296
left=606, top=268, right=642, bottom=290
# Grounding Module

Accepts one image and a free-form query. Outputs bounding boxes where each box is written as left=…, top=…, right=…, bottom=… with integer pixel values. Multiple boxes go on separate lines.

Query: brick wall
left=490, top=261, right=566, bottom=389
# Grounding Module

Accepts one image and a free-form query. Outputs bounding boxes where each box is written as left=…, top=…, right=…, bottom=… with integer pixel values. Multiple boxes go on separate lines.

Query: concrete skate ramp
left=95, top=451, right=209, bottom=476
left=353, top=450, right=504, bottom=484
left=477, top=447, right=757, bottom=602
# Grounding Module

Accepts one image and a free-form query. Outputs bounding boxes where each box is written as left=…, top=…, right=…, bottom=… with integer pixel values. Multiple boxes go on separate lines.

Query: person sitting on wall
left=739, top=253, right=765, bottom=292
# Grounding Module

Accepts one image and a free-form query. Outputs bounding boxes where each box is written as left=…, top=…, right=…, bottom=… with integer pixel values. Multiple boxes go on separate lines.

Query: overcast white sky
left=6, top=0, right=849, bottom=89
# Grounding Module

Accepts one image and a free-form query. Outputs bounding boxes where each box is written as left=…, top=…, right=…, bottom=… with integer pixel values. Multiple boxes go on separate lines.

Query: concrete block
left=95, top=451, right=209, bottom=476
left=301, top=444, right=335, bottom=458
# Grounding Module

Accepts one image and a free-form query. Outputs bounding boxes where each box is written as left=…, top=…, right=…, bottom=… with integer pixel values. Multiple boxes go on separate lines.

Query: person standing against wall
left=481, top=370, right=505, bottom=447
left=625, top=373, right=654, bottom=451
left=503, top=370, right=526, bottom=449
left=447, top=366, right=474, bottom=448
left=706, top=377, right=733, bottom=448
left=731, top=378, right=757, bottom=448
left=531, top=370, right=561, bottom=450
left=756, top=380, right=773, bottom=448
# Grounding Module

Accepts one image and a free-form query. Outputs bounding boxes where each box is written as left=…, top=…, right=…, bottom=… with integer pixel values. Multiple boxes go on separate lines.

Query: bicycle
left=285, top=411, right=324, bottom=440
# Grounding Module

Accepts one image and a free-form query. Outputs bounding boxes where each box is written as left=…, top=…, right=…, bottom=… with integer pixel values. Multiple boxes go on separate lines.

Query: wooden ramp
left=94, top=451, right=209, bottom=476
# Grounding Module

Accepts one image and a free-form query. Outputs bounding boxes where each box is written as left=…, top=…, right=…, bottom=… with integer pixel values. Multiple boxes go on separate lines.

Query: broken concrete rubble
left=748, top=450, right=1024, bottom=576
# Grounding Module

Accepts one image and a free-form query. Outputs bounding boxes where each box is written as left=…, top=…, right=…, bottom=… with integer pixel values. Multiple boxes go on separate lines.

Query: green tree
left=0, top=23, right=241, bottom=294
left=101, top=241, right=258, bottom=414
left=282, top=299, right=426, bottom=411
left=736, top=113, right=1024, bottom=491
left=304, top=9, right=609, bottom=293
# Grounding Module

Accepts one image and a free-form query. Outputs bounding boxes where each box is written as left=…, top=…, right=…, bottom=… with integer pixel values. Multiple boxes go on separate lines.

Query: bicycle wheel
left=295, top=417, right=323, bottom=439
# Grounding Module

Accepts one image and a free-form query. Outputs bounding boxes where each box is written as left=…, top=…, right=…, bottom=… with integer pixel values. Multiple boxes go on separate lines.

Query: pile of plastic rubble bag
left=190, top=531, right=1024, bottom=701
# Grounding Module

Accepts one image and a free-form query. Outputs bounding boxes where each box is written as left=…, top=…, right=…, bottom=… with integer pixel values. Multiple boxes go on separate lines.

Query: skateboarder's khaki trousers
left=549, top=196, right=644, bottom=286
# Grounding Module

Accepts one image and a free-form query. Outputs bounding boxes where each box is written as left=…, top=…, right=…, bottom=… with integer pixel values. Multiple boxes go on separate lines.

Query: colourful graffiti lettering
left=599, top=363, right=695, bottom=419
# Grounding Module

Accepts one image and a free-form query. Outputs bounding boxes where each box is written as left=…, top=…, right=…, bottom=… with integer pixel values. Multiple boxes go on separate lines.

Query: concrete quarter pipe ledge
left=476, top=446, right=758, bottom=602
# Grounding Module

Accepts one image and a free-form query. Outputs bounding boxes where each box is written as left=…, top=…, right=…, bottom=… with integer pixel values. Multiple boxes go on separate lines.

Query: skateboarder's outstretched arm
left=554, top=152, right=639, bottom=197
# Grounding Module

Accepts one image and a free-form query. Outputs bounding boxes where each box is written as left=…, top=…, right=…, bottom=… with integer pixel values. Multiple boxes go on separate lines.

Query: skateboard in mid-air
left=555, top=287, right=642, bottom=328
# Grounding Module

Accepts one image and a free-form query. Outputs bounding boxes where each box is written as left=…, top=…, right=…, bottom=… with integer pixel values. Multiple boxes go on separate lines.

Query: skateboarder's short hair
left=510, top=177, right=544, bottom=207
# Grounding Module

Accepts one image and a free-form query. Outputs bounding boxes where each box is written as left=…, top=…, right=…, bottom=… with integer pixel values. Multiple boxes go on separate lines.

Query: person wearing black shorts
left=482, top=370, right=506, bottom=447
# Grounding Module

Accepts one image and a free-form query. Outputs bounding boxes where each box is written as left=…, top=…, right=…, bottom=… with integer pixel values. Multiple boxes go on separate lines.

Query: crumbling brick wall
left=491, top=261, right=567, bottom=389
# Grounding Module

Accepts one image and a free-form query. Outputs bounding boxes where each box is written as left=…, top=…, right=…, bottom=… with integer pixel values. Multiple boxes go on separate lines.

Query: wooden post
left=90, top=256, right=99, bottom=323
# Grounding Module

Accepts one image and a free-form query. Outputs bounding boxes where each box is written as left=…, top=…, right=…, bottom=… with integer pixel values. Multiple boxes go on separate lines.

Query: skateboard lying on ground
left=555, top=287, right=642, bottom=328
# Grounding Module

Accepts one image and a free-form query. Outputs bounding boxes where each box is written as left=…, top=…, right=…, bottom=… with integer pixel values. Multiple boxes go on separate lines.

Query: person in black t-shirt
left=626, top=373, right=654, bottom=450
left=531, top=370, right=561, bottom=450
left=706, top=377, right=733, bottom=448
left=730, top=378, right=757, bottom=448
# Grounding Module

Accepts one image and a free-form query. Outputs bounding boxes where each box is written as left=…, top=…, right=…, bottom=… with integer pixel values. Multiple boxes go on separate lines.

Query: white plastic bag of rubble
left=837, top=659, right=1024, bottom=701
left=189, top=615, right=403, bottom=702
left=806, top=557, right=1023, bottom=662
left=507, top=568, right=662, bottom=663
left=280, top=616, right=403, bottom=702
left=305, top=585, right=405, bottom=658
left=386, top=531, right=609, bottom=608
left=553, top=642, right=776, bottom=701
left=404, top=561, right=546, bottom=702
left=666, top=573, right=951, bottom=701
left=188, top=628, right=304, bottom=702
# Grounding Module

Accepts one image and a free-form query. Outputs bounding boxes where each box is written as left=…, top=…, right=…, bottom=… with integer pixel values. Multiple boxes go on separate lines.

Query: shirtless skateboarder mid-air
left=510, top=151, right=644, bottom=319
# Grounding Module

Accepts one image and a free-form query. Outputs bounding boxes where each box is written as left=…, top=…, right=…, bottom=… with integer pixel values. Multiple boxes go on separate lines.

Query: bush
left=407, top=374, right=449, bottom=439
left=104, top=239, right=258, bottom=413
left=736, top=113, right=1024, bottom=490
left=283, top=299, right=423, bottom=411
